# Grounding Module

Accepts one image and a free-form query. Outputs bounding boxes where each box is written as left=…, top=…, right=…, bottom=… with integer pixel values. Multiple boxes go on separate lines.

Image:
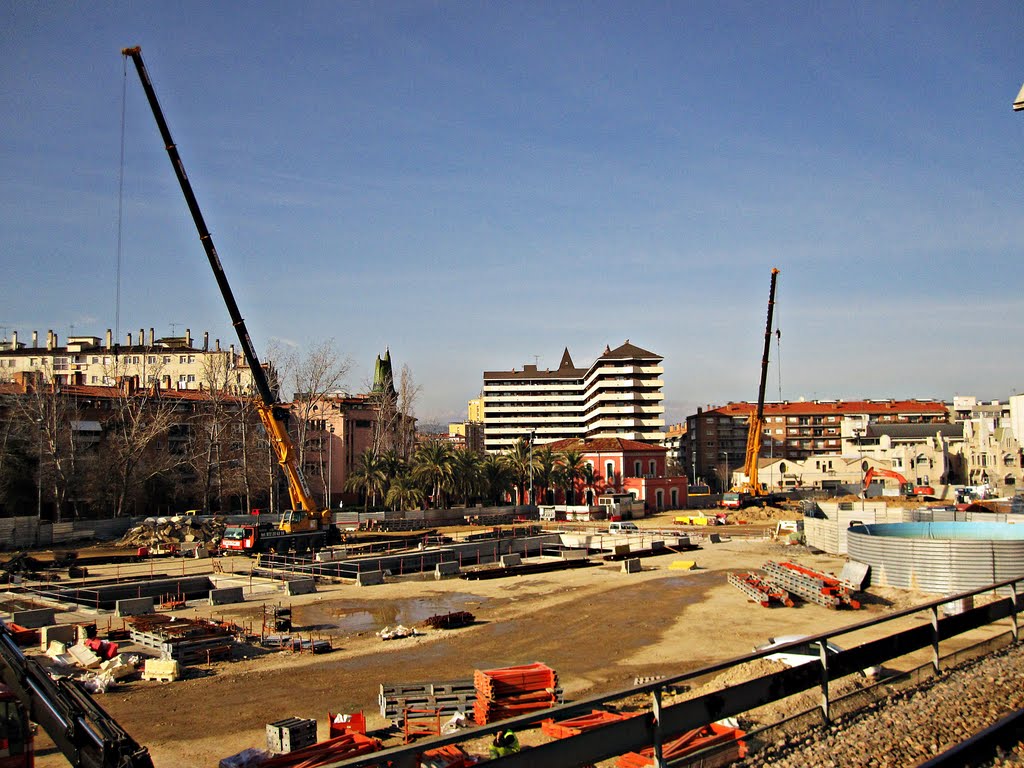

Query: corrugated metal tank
left=847, top=522, right=1024, bottom=592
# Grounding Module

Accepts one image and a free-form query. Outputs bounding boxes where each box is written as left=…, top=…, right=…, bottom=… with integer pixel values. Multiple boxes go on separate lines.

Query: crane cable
left=114, top=55, right=128, bottom=355
left=774, top=280, right=783, bottom=402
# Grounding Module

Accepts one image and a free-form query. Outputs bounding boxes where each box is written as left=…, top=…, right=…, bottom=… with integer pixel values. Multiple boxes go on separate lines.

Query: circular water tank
left=847, top=522, right=1024, bottom=593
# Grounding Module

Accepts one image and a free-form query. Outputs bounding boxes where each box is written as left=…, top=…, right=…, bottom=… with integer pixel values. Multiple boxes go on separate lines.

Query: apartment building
left=482, top=341, right=665, bottom=453
left=686, top=399, right=949, bottom=490
left=0, top=328, right=269, bottom=395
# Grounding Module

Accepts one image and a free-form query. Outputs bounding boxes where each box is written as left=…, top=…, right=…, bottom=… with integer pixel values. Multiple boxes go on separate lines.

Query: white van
left=608, top=521, right=640, bottom=534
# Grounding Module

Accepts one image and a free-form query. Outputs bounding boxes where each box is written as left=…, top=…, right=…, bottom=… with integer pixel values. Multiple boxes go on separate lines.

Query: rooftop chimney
left=10, top=331, right=16, bottom=350
left=215, top=338, right=221, bottom=352
left=126, top=332, right=133, bottom=347
left=105, top=329, right=112, bottom=349
left=32, top=331, right=37, bottom=347
left=203, top=331, right=209, bottom=351
left=149, top=328, right=155, bottom=346
left=185, top=328, right=191, bottom=347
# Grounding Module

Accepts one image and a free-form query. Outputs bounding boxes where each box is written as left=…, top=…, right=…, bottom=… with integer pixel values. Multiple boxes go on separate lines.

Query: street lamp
left=327, top=423, right=335, bottom=509
left=528, top=431, right=535, bottom=506
left=720, top=450, right=729, bottom=493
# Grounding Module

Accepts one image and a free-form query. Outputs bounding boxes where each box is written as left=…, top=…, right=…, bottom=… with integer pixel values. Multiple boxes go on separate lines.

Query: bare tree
left=92, top=379, right=185, bottom=517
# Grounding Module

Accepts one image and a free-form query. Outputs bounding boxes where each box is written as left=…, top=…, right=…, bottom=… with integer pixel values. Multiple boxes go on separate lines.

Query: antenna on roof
left=532, top=354, right=540, bottom=366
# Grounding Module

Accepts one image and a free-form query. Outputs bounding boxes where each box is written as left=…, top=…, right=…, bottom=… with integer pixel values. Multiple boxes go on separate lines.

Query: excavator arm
left=122, top=46, right=324, bottom=529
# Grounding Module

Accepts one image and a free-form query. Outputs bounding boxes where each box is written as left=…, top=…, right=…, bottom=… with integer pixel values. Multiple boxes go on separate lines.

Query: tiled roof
left=599, top=340, right=661, bottom=360
left=546, top=437, right=666, bottom=453
left=709, top=399, right=948, bottom=417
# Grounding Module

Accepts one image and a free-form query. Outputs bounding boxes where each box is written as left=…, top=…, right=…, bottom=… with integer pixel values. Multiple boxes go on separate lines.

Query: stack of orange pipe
left=420, top=744, right=469, bottom=768
left=472, top=662, right=558, bottom=725
left=615, top=723, right=747, bottom=768
left=259, top=732, right=382, bottom=768
left=541, top=709, right=637, bottom=739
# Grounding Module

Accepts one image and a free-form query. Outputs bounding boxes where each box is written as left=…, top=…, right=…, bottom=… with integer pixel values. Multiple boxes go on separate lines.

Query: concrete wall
left=209, top=587, right=245, bottom=606
left=116, top=596, right=155, bottom=616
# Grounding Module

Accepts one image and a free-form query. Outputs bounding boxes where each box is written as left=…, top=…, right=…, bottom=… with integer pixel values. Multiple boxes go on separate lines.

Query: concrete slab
left=115, top=596, right=155, bottom=617
left=435, top=561, right=460, bottom=579
left=286, top=578, right=316, bottom=596
left=355, top=570, right=385, bottom=587
left=12, top=608, right=55, bottom=628
left=500, top=553, right=522, bottom=567
left=39, top=624, right=77, bottom=650
left=621, top=558, right=642, bottom=573
left=209, top=587, right=245, bottom=606
left=561, top=549, right=588, bottom=561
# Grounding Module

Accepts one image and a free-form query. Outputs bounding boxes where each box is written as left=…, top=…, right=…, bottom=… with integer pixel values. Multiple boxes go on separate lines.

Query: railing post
left=651, top=685, right=665, bottom=768
left=1013, top=580, right=1020, bottom=644
left=931, top=604, right=941, bottom=675
left=820, top=640, right=831, bottom=724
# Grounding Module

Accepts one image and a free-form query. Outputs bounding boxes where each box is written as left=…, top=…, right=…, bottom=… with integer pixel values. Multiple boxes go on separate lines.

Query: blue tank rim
left=848, top=521, right=1024, bottom=541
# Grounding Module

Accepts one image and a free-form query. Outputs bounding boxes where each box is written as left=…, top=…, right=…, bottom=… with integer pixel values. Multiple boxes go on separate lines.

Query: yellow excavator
left=122, top=47, right=329, bottom=547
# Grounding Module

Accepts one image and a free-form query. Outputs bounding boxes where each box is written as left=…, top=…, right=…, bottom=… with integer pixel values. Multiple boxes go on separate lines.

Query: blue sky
left=3, top=3, right=1023, bottom=425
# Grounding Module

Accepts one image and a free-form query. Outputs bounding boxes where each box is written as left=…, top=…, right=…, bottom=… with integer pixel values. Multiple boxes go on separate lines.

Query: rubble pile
left=118, top=516, right=227, bottom=551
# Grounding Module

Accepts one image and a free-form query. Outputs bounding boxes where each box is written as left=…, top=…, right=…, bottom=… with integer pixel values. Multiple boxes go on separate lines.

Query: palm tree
left=450, top=448, right=483, bottom=506
left=344, top=449, right=387, bottom=512
left=534, top=446, right=560, bottom=505
left=559, top=448, right=587, bottom=505
left=385, top=473, right=425, bottom=511
left=503, top=437, right=537, bottom=505
left=377, top=448, right=407, bottom=500
left=482, top=453, right=513, bottom=505
left=413, top=440, right=454, bottom=509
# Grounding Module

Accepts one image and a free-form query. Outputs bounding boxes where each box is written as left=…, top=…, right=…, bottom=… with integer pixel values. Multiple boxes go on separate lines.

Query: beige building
left=0, top=328, right=268, bottom=395
left=482, top=341, right=665, bottom=452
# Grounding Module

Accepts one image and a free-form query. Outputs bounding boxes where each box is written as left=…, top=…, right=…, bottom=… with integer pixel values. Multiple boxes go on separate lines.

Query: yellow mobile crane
left=122, top=47, right=329, bottom=547
left=723, top=267, right=779, bottom=508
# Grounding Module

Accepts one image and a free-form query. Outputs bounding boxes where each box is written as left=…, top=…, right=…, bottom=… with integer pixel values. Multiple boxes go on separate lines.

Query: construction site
left=0, top=496, right=1021, bottom=768
left=1, top=44, right=1023, bottom=768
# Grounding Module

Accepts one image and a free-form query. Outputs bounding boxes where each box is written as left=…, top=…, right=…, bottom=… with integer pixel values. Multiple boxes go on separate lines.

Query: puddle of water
left=333, top=592, right=486, bottom=633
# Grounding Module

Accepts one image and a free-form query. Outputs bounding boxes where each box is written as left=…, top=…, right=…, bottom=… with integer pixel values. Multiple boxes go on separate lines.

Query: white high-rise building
left=482, top=341, right=665, bottom=453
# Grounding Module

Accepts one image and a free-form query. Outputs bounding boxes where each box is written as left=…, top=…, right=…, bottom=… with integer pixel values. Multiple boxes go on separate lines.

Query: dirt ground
left=23, top=513, right=938, bottom=767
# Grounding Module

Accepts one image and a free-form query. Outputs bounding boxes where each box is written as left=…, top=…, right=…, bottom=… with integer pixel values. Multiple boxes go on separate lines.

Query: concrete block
left=355, top=570, right=385, bottom=586
left=115, top=596, right=155, bottom=617
left=708, top=533, right=722, bottom=544
left=286, top=578, right=316, bottom=596
left=500, top=553, right=522, bottom=567
left=141, top=658, right=180, bottom=682
left=208, top=587, right=245, bottom=606
left=561, top=549, right=588, bottom=561
left=12, top=608, right=55, bottom=628
left=669, top=560, right=697, bottom=571
left=39, top=624, right=77, bottom=650
left=434, top=561, right=460, bottom=579
left=613, top=544, right=631, bottom=557
left=621, top=558, right=642, bottom=574
left=651, top=540, right=666, bottom=551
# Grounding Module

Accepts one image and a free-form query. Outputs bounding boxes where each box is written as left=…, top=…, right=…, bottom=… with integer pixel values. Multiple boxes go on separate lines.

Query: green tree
left=558, top=448, right=587, bottom=505
left=534, top=446, right=560, bottom=505
left=450, top=448, right=483, bottom=506
left=503, top=437, right=538, bottom=505
left=481, top=453, right=513, bottom=505
left=413, top=440, right=454, bottom=509
left=344, top=449, right=387, bottom=512
left=384, top=473, right=424, bottom=511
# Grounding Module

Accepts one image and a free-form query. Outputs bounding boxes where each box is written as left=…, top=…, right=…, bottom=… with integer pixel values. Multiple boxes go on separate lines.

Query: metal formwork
left=847, top=522, right=1024, bottom=593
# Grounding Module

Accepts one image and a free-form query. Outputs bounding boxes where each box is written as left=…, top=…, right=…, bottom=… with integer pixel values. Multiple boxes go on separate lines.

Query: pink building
left=546, top=437, right=689, bottom=512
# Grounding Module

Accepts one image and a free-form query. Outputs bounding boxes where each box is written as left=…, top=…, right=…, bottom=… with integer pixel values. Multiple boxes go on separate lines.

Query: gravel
left=736, top=641, right=1024, bottom=767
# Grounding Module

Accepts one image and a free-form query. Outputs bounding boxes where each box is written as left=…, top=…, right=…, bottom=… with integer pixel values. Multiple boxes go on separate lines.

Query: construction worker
left=489, top=729, right=520, bottom=758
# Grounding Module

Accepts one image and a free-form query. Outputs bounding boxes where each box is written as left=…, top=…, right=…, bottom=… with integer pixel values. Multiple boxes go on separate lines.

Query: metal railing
left=327, top=575, right=1024, bottom=768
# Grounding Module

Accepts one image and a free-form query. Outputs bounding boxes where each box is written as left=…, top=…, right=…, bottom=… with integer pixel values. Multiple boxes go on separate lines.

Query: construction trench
left=5, top=514, right=1024, bottom=768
